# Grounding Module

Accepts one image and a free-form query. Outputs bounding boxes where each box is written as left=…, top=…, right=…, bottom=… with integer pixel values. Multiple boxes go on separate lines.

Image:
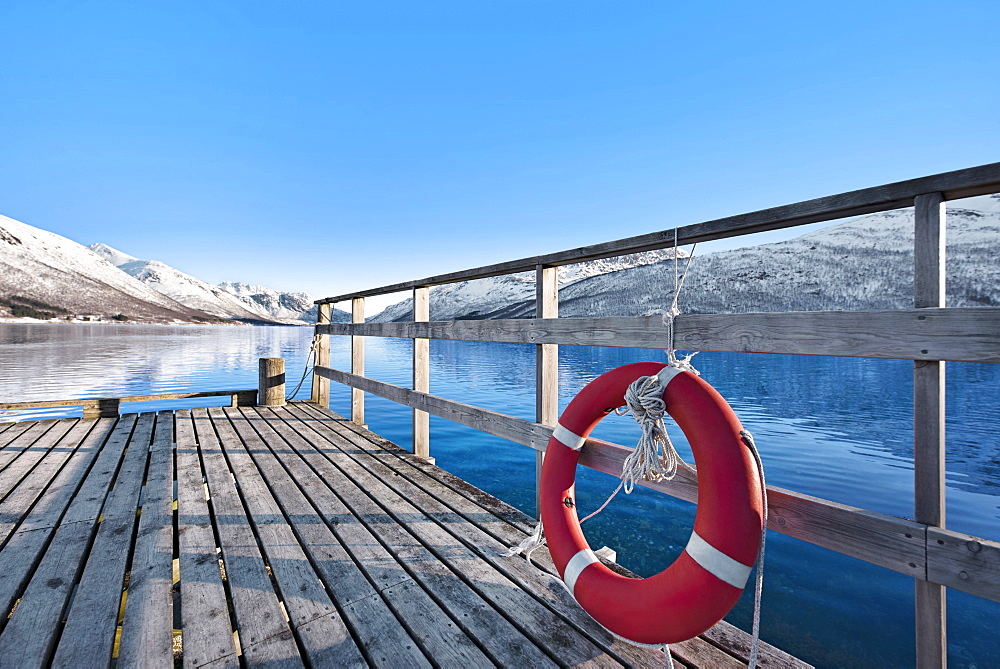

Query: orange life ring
left=540, top=362, right=764, bottom=644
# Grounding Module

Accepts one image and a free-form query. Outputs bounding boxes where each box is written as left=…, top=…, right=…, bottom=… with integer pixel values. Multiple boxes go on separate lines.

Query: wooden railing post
left=258, top=358, right=286, bottom=407
left=352, top=297, right=366, bottom=426
left=914, top=192, right=947, bottom=668
left=311, top=303, right=332, bottom=406
left=535, top=265, right=559, bottom=518
left=309, top=303, right=333, bottom=409
left=413, top=287, right=431, bottom=461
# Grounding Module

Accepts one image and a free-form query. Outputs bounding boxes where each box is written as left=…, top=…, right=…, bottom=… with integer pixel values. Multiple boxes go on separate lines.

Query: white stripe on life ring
left=655, top=364, right=685, bottom=389
left=564, top=548, right=600, bottom=597
left=553, top=423, right=587, bottom=451
left=684, top=531, right=753, bottom=590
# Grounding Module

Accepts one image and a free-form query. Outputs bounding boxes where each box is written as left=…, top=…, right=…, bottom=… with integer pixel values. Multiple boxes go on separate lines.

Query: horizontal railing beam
left=314, top=364, right=1000, bottom=601
left=0, top=389, right=259, bottom=412
left=316, top=162, right=1000, bottom=304
left=318, top=307, right=1000, bottom=364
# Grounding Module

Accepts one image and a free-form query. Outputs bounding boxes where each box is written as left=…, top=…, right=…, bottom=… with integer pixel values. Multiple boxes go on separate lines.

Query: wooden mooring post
left=258, top=358, right=286, bottom=407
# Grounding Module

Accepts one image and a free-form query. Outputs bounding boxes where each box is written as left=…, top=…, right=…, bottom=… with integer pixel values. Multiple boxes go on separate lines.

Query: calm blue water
left=2, top=324, right=998, bottom=667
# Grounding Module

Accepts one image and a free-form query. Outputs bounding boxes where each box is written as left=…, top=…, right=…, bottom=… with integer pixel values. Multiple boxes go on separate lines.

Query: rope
left=662, top=229, right=698, bottom=372
left=741, top=429, right=768, bottom=669
left=286, top=334, right=320, bottom=401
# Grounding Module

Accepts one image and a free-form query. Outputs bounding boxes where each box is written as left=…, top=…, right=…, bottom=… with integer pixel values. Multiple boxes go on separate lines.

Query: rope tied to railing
left=286, top=334, right=321, bottom=401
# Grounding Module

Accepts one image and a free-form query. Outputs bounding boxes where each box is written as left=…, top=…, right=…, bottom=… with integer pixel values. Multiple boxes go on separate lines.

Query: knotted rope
left=615, top=373, right=686, bottom=493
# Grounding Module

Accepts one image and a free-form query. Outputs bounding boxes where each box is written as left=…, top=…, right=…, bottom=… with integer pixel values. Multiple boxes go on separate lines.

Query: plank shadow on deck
left=0, top=404, right=807, bottom=668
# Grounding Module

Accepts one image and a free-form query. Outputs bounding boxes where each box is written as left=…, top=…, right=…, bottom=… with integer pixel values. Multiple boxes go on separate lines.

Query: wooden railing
left=0, top=389, right=259, bottom=419
left=311, top=162, right=1000, bottom=668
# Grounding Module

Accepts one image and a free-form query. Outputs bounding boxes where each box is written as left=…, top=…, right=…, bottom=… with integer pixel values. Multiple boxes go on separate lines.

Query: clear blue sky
left=1, top=1, right=997, bottom=308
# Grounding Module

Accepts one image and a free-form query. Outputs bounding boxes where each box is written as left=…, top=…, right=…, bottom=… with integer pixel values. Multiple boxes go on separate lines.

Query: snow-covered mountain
left=89, top=244, right=268, bottom=322
left=371, top=195, right=999, bottom=321
left=0, top=215, right=220, bottom=323
left=371, top=248, right=687, bottom=322
left=218, top=282, right=332, bottom=324
left=88, top=246, right=348, bottom=325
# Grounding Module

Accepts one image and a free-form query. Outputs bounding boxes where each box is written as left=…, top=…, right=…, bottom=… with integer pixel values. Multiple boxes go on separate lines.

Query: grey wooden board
left=0, top=419, right=115, bottom=539
left=0, top=419, right=95, bottom=543
left=0, top=417, right=132, bottom=625
left=0, top=420, right=65, bottom=484
left=301, top=403, right=806, bottom=668
left=118, top=411, right=176, bottom=667
left=0, top=388, right=257, bottom=412
left=317, top=162, right=1000, bottom=303
left=0, top=415, right=141, bottom=664
left=209, top=407, right=372, bottom=668
left=0, top=518, right=96, bottom=663
left=51, top=412, right=157, bottom=668
left=233, top=405, right=489, bottom=667
left=0, top=408, right=815, bottom=668
left=279, top=404, right=630, bottom=667
left=0, top=419, right=77, bottom=508
left=251, top=406, right=551, bottom=667
left=0, top=420, right=36, bottom=449
left=175, top=410, right=241, bottom=668
left=320, top=307, right=1000, bottom=364
left=223, top=406, right=440, bottom=668
left=191, top=408, right=303, bottom=667
left=927, top=527, right=1000, bottom=603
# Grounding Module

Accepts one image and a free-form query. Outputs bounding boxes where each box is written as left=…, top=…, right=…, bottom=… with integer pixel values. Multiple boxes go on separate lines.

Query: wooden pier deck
left=0, top=404, right=805, bottom=668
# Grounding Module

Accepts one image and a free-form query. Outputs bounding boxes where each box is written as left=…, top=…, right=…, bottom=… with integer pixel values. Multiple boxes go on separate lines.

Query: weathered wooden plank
left=0, top=419, right=95, bottom=543
left=413, top=286, right=430, bottom=460
left=0, top=416, right=137, bottom=664
left=0, top=389, right=257, bottom=412
left=311, top=302, right=332, bottom=406
left=913, top=191, right=947, bottom=669
left=51, top=413, right=157, bottom=668
left=0, top=419, right=76, bottom=500
left=228, top=407, right=412, bottom=668
left=192, top=409, right=303, bottom=668
left=320, top=307, right=1000, bottom=364
left=316, top=162, right=1000, bottom=303
left=212, top=407, right=371, bottom=668
left=351, top=297, right=365, bottom=426
left=0, top=417, right=123, bottom=634
left=315, top=365, right=550, bottom=449
left=701, top=620, right=813, bottom=668
left=174, top=410, right=239, bottom=668
left=671, top=637, right=744, bottom=668
left=1, top=419, right=116, bottom=541
left=0, top=419, right=60, bottom=477
left=0, top=520, right=95, bottom=663
left=118, top=411, right=176, bottom=667
left=0, top=420, right=35, bottom=448
left=236, top=406, right=481, bottom=667
left=296, top=405, right=924, bottom=667
left=254, top=406, right=552, bottom=667
left=312, top=404, right=813, bottom=668
left=280, top=404, right=635, bottom=667
left=926, top=527, right=1000, bottom=603
left=300, top=404, right=822, bottom=668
